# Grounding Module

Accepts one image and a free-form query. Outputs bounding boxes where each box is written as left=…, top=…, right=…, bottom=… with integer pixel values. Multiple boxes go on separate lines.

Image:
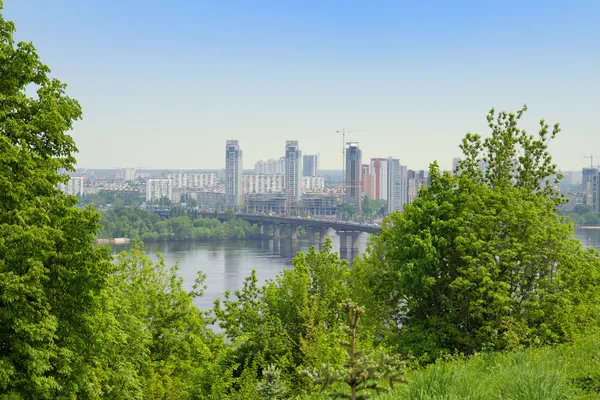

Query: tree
left=0, top=4, right=117, bottom=397
left=301, top=302, right=407, bottom=400
left=213, top=239, right=351, bottom=396
left=574, top=204, right=593, bottom=216
left=351, top=105, right=600, bottom=361
left=256, top=364, right=286, bottom=400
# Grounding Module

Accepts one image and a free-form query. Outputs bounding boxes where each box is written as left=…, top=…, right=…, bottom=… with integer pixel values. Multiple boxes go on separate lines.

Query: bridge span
left=203, top=213, right=380, bottom=252
left=153, top=210, right=381, bottom=252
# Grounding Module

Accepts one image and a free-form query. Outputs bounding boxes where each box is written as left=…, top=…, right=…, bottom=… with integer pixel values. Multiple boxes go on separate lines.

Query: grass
left=298, top=334, right=600, bottom=399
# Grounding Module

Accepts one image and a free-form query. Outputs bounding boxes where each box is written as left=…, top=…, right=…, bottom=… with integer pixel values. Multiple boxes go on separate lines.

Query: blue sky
left=4, top=0, right=599, bottom=170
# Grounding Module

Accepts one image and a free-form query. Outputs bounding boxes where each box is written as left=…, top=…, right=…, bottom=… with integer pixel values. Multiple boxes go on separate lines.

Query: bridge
left=152, top=210, right=381, bottom=252
left=203, top=213, right=380, bottom=252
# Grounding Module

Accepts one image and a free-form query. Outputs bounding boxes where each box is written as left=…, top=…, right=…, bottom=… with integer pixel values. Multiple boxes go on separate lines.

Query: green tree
left=0, top=4, right=117, bottom=397
left=351, top=105, right=600, bottom=361
left=256, top=364, right=286, bottom=400
left=574, top=204, right=593, bottom=216
left=302, top=302, right=407, bottom=400
left=213, top=239, right=351, bottom=396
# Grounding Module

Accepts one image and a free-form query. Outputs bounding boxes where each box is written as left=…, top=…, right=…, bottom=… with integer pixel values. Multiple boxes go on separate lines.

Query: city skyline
left=4, top=1, right=599, bottom=171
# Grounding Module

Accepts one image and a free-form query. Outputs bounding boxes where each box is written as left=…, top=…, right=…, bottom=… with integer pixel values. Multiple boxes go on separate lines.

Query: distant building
left=167, top=172, right=216, bottom=188
left=345, top=141, right=362, bottom=210
left=407, top=169, right=428, bottom=203
left=370, top=158, right=388, bottom=201
left=302, top=154, right=319, bottom=177
left=117, top=167, right=137, bottom=182
left=146, top=179, right=173, bottom=202
left=285, top=140, right=303, bottom=203
left=452, top=157, right=461, bottom=175
left=360, top=164, right=374, bottom=199
left=58, top=176, right=85, bottom=196
left=387, top=158, right=408, bottom=213
left=243, top=174, right=285, bottom=194
left=225, top=140, right=243, bottom=207
left=302, top=176, right=325, bottom=192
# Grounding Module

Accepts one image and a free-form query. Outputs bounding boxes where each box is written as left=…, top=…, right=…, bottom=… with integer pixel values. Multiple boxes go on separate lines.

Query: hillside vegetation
left=1, top=4, right=600, bottom=399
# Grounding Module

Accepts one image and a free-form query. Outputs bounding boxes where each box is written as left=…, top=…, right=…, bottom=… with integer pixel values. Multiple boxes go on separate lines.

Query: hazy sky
left=4, top=1, right=599, bottom=171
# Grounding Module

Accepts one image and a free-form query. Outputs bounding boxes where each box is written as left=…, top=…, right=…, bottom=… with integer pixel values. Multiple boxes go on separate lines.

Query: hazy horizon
left=5, top=1, right=599, bottom=171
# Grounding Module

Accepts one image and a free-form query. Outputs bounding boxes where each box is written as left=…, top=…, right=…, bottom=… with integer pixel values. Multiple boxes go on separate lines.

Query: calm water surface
left=111, top=228, right=598, bottom=311
left=111, top=230, right=369, bottom=310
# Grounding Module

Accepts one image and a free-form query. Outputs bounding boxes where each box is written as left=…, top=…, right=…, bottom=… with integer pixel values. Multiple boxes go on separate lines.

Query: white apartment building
left=146, top=179, right=173, bottom=202
left=58, top=176, right=85, bottom=196
left=167, top=172, right=217, bottom=188
left=387, top=158, right=408, bottom=213
left=302, top=176, right=325, bottom=192
left=117, top=167, right=137, bottom=182
left=242, top=174, right=285, bottom=194
left=255, top=158, right=286, bottom=175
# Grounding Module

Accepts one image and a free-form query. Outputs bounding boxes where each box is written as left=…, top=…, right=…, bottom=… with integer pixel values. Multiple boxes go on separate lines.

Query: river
left=110, top=228, right=599, bottom=311
left=111, top=231, right=369, bottom=310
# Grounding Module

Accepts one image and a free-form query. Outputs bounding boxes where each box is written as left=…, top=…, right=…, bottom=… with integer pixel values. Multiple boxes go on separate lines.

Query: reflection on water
left=111, top=231, right=369, bottom=310
left=111, top=228, right=595, bottom=311
left=574, top=227, right=600, bottom=249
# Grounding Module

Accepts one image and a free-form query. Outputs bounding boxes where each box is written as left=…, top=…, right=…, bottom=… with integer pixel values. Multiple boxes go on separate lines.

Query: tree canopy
left=351, top=105, right=600, bottom=361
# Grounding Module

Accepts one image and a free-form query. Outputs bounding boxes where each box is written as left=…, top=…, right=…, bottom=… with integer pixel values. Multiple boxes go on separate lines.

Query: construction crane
left=584, top=154, right=594, bottom=168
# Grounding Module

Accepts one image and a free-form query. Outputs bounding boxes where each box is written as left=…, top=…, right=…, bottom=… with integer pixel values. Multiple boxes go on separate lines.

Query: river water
left=110, top=228, right=598, bottom=311
left=111, top=230, right=370, bottom=310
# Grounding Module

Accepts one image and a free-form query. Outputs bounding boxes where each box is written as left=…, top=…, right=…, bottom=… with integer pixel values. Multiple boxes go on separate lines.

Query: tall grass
left=376, top=334, right=600, bottom=400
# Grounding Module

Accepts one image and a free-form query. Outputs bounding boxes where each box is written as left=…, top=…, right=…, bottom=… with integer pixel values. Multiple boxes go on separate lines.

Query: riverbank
left=95, top=238, right=131, bottom=245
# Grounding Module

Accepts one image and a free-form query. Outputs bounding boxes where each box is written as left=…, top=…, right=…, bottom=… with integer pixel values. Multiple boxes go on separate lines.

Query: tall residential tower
left=345, top=141, right=362, bottom=211
left=387, top=157, right=408, bottom=213
left=285, top=140, right=303, bottom=204
left=225, top=140, right=243, bottom=208
left=302, top=154, right=319, bottom=177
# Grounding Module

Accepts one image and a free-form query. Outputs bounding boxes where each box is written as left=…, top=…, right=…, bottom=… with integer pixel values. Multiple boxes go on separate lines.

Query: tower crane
left=584, top=154, right=594, bottom=168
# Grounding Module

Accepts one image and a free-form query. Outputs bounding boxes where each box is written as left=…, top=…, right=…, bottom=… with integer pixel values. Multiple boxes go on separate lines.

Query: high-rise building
left=302, top=154, right=319, bottom=177
left=345, top=141, right=362, bottom=210
left=387, top=158, right=408, bottom=213
left=58, top=176, right=85, bottom=196
left=285, top=140, right=302, bottom=203
left=146, top=179, right=173, bottom=202
left=117, top=167, right=137, bottom=182
left=583, top=167, right=598, bottom=204
left=225, top=140, right=243, bottom=207
left=242, top=174, right=285, bottom=194
left=370, top=158, right=388, bottom=201
left=407, top=169, right=428, bottom=203
left=452, top=157, right=461, bottom=175
left=360, top=164, right=374, bottom=199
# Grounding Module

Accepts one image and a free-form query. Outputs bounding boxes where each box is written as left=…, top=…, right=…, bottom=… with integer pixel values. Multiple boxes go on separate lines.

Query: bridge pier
left=290, top=224, right=299, bottom=240
left=337, top=232, right=349, bottom=252
left=306, top=227, right=315, bottom=244
left=319, top=227, right=328, bottom=244
left=351, top=232, right=361, bottom=251
left=273, top=224, right=280, bottom=240
left=259, top=222, right=264, bottom=236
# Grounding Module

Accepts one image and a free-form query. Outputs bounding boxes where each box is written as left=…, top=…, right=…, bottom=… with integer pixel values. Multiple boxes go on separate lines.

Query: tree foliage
left=352, top=105, right=600, bottom=361
left=213, top=239, right=351, bottom=396
left=97, top=206, right=260, bottom=241
left=0, top=4, right=119, bottom=397
left=302, top=302, right=407, bottom=400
